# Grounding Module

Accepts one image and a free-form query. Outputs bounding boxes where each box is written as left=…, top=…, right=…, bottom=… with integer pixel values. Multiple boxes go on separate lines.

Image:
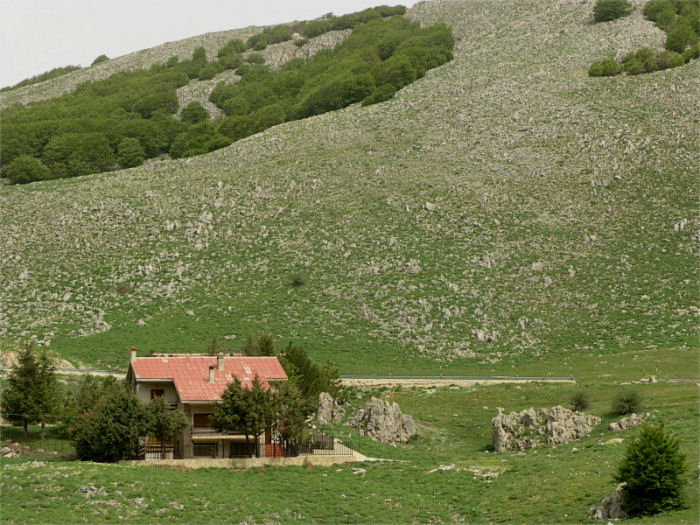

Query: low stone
left=352, top=467, right=366, bottom=477
left=589, top=483, right=627, bottom=520
left=608, top=413, right=644, bottom=432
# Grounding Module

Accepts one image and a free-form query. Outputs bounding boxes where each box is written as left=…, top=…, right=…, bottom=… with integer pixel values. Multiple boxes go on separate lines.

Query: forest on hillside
left=0, top=5, right=453, bottom=184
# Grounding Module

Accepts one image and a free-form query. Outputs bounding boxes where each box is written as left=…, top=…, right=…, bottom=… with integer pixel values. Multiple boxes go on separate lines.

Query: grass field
left=2, top=367, right=698, bottom=523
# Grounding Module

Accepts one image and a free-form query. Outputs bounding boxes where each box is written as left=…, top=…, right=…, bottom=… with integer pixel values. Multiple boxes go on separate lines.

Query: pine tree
left=1, top=343, right=59, bottom=437
left=147, top=397, right=188, bottom=458
left=615, top=425, right=688, bottom=516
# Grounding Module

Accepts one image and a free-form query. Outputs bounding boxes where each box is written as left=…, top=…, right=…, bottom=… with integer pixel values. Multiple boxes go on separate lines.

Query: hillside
left=1, top=0, right=698, bottom=373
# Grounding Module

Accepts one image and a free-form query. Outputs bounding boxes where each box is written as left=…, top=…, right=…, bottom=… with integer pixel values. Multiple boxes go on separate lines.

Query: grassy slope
left=1, top=0, right=698, bottom=376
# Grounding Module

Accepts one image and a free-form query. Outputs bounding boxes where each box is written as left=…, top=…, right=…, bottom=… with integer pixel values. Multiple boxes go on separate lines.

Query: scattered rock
left=673, top=218, right=688, bottom=231
left=639, top=375, right=657, bottom=383
left=492, top=406, right=601, bottom=452
left=317, top=392, right=344, bottom=424
left=428, top=464, right=457, bottom=473
left=77, top=485, right=108, bottom=498
left=608, top=413, right=644, bottom=432
left=600, top=438, right=624, bottom=446
left=0, top=447, right=18, bottom=458
left=589, top=483, right=627, bottom=520
left=352, top=467, right=367, bottom=477
left=473, top=329, right=500, bottom=342
left=349, top=397, right=419, bottom=444
left=424, top=202, right=436, bottom=211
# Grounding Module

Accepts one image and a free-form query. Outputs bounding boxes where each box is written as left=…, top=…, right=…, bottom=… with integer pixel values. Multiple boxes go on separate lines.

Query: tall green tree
left=147, top=397, right=188, bottom=458
left=71, top=381, right=150, bottom=462
left=116, top=137, right=146, bottom=168
left=211, top=376, right=274, bottom=456
left=272, top=382, right=314, bottom=453
left=615, top=425, right=688, bottom=516
left=3, top=155, right=52, bottom=184
left=1, top=343, right=59, bottom=437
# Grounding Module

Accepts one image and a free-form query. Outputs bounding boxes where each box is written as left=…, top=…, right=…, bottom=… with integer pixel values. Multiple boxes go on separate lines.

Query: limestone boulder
left=349, top=397, right=419, bottom=444
left=589, top=483, right=627, bottom=520
left=317, top=392, right=344, bottom=424
left=608, top=413, right=644, bottom=432
left=492, top=406, right=601, bottom=452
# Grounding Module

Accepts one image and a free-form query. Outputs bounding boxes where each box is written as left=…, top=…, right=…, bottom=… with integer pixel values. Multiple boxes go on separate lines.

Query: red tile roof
left=131, top=355, right=287, bottom=402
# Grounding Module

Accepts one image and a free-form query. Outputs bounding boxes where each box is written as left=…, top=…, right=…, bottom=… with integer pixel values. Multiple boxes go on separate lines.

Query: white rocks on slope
left=316, top=392, right=344, bottom=424
left=349, top=397, right=419, bottom=444
left=589, top=483, right=627, bottom=520
left=492, top=406, right=601, bottom=452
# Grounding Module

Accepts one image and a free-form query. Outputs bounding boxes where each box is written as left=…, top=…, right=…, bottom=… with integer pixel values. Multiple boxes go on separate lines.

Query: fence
left=276, top=430, right=355, bottom=457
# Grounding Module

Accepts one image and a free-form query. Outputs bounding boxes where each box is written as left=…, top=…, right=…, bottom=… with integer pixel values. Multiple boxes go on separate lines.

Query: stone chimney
left=130, top=347, right=137, bottom=363
left=217, top=353, right=225, bottom=371
left=209, top=366, right=215, bottom=384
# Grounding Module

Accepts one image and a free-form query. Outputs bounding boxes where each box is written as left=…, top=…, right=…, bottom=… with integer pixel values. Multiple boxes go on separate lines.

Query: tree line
left=1, top=5, right=454, bottom=184
left=589, top=0, right=699, bottom=76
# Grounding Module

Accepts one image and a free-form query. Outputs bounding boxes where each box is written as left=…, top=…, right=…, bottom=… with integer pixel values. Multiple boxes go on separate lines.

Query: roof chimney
left=209, top=366, right=215, bottom=384
left=217, top=353, right=225, bottom=371
left=130, top=347, right=137, bottom=363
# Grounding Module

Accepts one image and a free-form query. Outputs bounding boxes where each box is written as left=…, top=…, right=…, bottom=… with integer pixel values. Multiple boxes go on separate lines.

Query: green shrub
left=361, top=84, right=397, bottom=105
left=589, top=56, right=623, bottom=76
left=180, top=101, right=210, bottom=124
left=644, top=0, right=679, bottom=29
left=247, top=34, right=268, bottom=51
left=43, top=132, right=115, bottom=178
left=245, top=53, right=266, bottom=65
left=169, top=122, right=231, bottom=158
left=570, top=391, right=592, bottom=411
left=683, top=42, right=700, bottom=61
left=612, top=390, right=643, bottom=415
left=665, top=19, right=698, bottom=52
left=593, top=0, right=634, bottom=22
left=655, top=50, right=685, bottom=69
left=198, top=62, right=224, bottom=80
left=217, top=53, right=243, bottom=70
left=116, top=137, right=145, bottom=168
left=4, top=155, right=52, bottom=184
left=2, top=65, right=81, bottom=91
left=614, top=425, right=687, bottom=516
left=91, top=54, right=109, bottom=66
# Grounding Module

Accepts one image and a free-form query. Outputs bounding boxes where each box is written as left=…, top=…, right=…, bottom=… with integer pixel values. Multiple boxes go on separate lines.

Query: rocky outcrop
left=609, top=413, right=644, bottom=432
left=349, top=397, right=419, bottom=444
left=316, top=392, right=344, bottom=424
left=492, top=406, right=601, bottom=452
left=589, top=483, right=627, bottom=520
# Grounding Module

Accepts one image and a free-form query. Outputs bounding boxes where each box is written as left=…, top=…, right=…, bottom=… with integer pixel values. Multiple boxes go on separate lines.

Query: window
left=193, top=442, right=217, bottom=458
left=150, top=389, right=164, bottom=399
left=193, top=413, right=213, bottom=428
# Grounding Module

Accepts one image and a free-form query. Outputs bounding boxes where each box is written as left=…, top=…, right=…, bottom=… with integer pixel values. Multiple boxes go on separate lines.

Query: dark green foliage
left=241, top=332, right=276, bottom=356
left=280, top=342, right=345, bottom=401
left=180, top=101, right=210, bottom=124
left=71, top=381, right=150, bottom=462
left=589, top=57, right=623, bottom=76
left=590, top=0, right=699, bottom=76
left=1, top=65, right=81, bottom=92
left=212, top=377, right=273, bottom=455
left=0, top=344, right=60, bottom=437
left=217, top=53, right=243, bottom=70
left=1, top=6, right=450, bottom=183
left=593, top=0, right=634, bottom=22
left=147, top=397, right=188, bottom=456
left=655, top=49, right=686, bottom=68
left=3, top=155, right=52, bottom=184
left=612, top=390, right=643, bottom=415
left=169, top=122, right=231, bottom=158
left=665, top=19, right=699, bottom=52
left=570, top=391, right=592, bottom=411
left=272, top=382, right=315, bottom=449
left=615, top=425, right=688, bottom=516
left=198, top=62, right=224, bottom=80
left=43, top=132, right=115, bottom=177
left=91, top=54, right=109, bottom=66
left=361, top=83, right=397, bottom=105
left=245, top=53, right=266, bottom=65
left=116, top=137, right=145, bottom=168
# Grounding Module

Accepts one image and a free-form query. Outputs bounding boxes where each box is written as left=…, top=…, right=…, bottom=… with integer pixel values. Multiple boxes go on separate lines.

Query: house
left=126, top=348, right=288, bottom=459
